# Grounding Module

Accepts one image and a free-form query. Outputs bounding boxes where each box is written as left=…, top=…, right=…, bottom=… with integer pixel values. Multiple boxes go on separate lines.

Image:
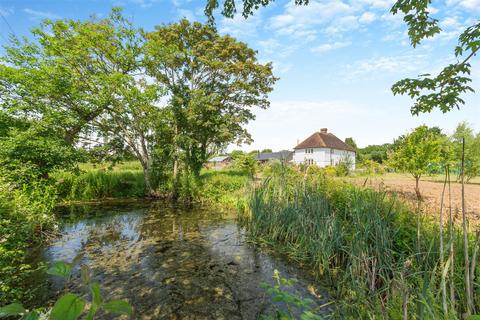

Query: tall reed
left=54, top=169, right=145, bottom=200
left=240, top=163, right=477, bottom=319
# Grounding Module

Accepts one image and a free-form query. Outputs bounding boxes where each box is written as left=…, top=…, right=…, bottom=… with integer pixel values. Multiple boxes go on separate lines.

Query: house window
left=305, top=148, right=314, bottom=154
left=305, top=159, right=314, bottom=165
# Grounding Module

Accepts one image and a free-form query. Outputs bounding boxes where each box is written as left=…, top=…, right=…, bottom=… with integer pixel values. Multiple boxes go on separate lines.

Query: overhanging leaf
left=47, top=261, right=72, bottom=278
left=50, top=293, right=85, bottom=320
left=101, top=300, right=133, bottom=316
left=0, top=303, right=25, bottom=317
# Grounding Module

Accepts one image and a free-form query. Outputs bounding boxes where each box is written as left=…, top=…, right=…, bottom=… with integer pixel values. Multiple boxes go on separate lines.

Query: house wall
left=292, top=148, right=356, bottom=170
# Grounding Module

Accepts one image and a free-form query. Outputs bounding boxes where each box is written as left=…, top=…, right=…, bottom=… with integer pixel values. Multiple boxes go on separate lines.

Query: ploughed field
left=30, top=201, right=329, bottom=319
left=346, top=173, right=480, bottom=224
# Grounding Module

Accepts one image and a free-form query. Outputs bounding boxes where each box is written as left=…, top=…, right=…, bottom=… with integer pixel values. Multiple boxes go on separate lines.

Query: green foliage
left=54, top=169, right=145, bottom=201
left=0, top=126, right=79, bottom=182
left=451, top=122, right=480, bottom=182
left=358, top=159, right=386, bottom=175
left=388, top=125, right=445, bottom=194
left=199, top=169, right=250, bottom=206
left=0, top=261, right=132, bottom=320
left=0, top=175, right=57, bottom=305
left=344, top=137, right=357, bottom=151
left=260, top=270, right=323, bottom=320
left=234, top=153, right=257, bottom=177
left=145, top=18, right=277, bottom=179
left=357, top=143, right=392, bottom=164
left=240, top=165, right=474, bottom=318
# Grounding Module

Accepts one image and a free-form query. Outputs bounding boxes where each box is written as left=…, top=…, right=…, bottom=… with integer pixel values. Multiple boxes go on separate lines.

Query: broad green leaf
left=0, top=303, right=25, bottom=317
left=50, top=293, right=85, bottom=320
left=102, top=300, right=133, bottom=316
left=23, top=311, right=41, bottom=320
left=466, top=316, right=480, bottom=320
left=47, top=261, right=72, bottom=278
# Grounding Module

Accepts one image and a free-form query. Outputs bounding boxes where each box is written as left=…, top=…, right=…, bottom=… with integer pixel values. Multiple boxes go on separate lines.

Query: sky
left=0, top=0, right=479, bottom=151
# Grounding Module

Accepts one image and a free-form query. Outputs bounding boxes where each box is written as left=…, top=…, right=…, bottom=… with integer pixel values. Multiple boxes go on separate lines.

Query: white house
left=292, top=128, right=356, bottom=169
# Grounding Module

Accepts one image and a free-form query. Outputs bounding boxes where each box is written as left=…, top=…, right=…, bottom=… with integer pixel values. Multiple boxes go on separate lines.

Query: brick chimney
left=320, top=128, right=328, bottom=133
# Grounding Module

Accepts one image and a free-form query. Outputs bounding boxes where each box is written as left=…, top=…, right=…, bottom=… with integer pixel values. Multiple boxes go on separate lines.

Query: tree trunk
left=414, top=176, right=422, bottom=201
left=172, top=124, right=180, bottom=200
left=143, top=164, right=154, bottom=196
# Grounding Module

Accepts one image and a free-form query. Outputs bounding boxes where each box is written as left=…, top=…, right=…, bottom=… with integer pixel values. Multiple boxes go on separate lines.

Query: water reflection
left=37, top=202, right=329, bottom=319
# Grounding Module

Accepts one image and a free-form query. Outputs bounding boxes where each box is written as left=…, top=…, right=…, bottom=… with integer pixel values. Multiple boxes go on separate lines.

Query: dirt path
left=346, top=174, right=480, bottom=227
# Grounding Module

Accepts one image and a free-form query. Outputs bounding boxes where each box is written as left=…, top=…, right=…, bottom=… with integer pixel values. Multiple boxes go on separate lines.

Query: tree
left=344, top=137, right=357, bottom=150
left=229, top=150, right=245, bottom=160
left=0, top=9, right=168, bottom=194
left=357, top=143, right=392, bottom=164
left=206, top=0, right=479, bottom=115
left=388, top=125, right=444, bottom=199
left=144, top=19, right=277, bottom=184
left=235, top=153, right=257, bottom=178
left=451, top=122, right=480, bottom=182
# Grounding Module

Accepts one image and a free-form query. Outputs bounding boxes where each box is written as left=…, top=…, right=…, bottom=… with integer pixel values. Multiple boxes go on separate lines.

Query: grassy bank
left=54, top=163, right=250, bottom=205
left=240, top=163, right=478, bottom=319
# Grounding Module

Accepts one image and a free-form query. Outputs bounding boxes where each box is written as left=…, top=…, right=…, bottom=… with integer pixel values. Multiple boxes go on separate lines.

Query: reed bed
left=240, top=163, right=478, bottom=319
left=54, top=169, right=145, bottom=200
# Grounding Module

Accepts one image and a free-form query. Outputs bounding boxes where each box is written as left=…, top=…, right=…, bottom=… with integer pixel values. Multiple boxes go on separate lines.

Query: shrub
left=0, top=176, right=57, bottom=305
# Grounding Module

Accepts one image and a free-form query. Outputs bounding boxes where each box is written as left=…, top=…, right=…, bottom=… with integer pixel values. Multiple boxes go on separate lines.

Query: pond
left=32, top=201, right=330, bottom=319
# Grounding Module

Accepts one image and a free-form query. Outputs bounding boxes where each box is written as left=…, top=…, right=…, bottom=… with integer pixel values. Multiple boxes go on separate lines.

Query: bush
left=0, top=176, right=57, bottom=305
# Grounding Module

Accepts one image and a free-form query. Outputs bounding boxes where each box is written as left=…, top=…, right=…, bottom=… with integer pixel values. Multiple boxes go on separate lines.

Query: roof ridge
left=316, top=131, right=326, bottom=147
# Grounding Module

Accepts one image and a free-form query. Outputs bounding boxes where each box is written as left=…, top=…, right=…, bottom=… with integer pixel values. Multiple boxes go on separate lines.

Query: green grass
left=198, top=168, right=251, bottom=207
left=240, top=163, right=477, bottom=319
left=54, top=169, right=145, bottom=201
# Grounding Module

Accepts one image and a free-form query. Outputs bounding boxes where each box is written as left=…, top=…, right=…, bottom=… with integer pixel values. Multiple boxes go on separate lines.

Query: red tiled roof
left=294, top=131, right=356, bottom=152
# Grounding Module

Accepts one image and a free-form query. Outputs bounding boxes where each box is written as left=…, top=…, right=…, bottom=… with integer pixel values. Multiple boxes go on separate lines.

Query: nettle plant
left=260, top=270, right=323, bottom=320
left=0, top=261, right=132, bottom=320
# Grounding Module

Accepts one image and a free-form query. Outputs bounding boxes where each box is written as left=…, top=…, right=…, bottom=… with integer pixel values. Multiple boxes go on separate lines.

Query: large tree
left=144, top=19, right=277, bottom=183
left=206, top=0, right=479, bottom=116
left=0, top=9, right=167, bottom=193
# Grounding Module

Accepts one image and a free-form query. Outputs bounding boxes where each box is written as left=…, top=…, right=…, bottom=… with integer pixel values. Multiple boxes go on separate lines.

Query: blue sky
left=0, top=0, right=479, bottom=150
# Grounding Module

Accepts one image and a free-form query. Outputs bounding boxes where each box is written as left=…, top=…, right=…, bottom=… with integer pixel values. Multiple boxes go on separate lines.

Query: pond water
left=33, top=201, right=330, bottom=319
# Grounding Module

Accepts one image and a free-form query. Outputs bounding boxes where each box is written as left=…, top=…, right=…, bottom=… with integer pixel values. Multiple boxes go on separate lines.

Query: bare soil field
left=344, top=173, right=480, bottom=227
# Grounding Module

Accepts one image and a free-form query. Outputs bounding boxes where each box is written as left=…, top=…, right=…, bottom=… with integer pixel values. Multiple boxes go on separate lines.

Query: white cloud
left=270, top=1, right=353, bottom=29
left=311, top=41, right=351, bottom=53
left=177, top=9, right=195, bottom=20
left=23, top=8, right=61, bottom=20
left=343, top=54, right=429, bottom=80
left=323, top=15, right=359, bottom=34
left=257, top=38, right=299, bottom=58
left=219, top=13, right=262, bottom=38
left=268, top=1, right=353, bottom=39
left=359, top=12, right=376, bottom=23
left=450, top=0, right=480, bottom=10
left=355, top=0, right=395, bottom=9
left=128, top=0, right=161, bottom=8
